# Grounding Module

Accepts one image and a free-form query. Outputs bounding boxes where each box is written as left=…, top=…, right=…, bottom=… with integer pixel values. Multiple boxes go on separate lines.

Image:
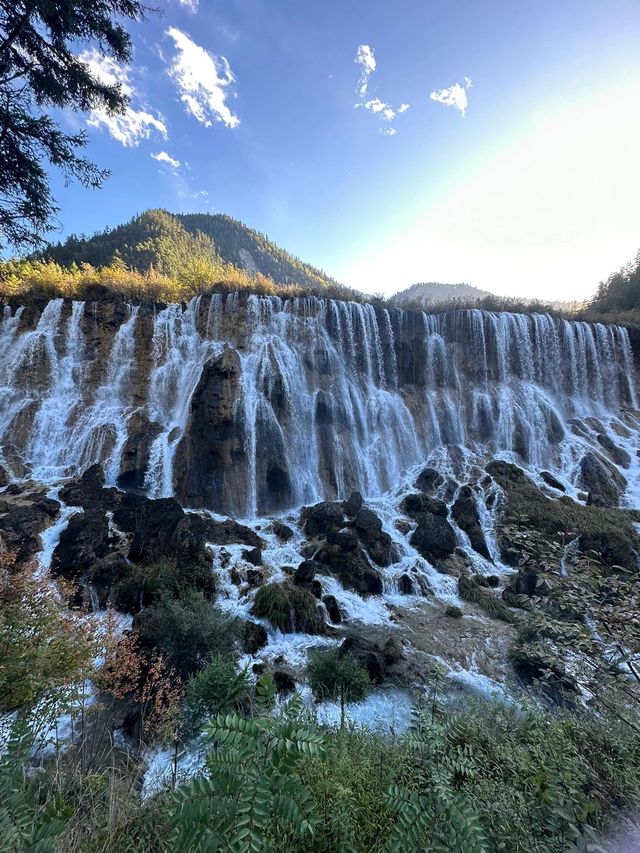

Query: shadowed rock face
left=174, top=347, right=250, bottom=514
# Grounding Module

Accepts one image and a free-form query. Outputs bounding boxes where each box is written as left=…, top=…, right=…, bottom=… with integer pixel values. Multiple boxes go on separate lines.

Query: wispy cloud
left=165, top=27, right=239, bottom=129
left=152, top=150, right=181, bottom=169
left=430, top=78, right=473, bottom=117
left=178, top=0, right=198, bottom=12
left=355, top=44, right=376, bottom=97
left=80, top=49, right=167, bottom=146
left=353, top=44, right=409, bottom=136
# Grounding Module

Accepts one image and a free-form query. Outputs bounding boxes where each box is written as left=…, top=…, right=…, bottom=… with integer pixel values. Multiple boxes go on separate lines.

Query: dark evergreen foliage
left=0, top=0, right=148, bottom=250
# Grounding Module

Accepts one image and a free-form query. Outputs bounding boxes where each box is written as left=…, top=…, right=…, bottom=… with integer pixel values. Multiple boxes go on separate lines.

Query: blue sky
left=48, top=0, right=640, bottom=300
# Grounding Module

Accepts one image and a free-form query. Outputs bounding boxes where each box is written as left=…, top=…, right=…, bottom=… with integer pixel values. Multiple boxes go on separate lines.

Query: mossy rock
left=252, top=582, right=328, bottom=635
left=458, top=576, right=518, bottom=624
left=444, top=604, right=463, bottom=619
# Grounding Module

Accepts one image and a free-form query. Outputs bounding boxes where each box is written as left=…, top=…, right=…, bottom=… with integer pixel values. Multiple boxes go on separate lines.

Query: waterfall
left=0, top=295, right=637, bottom=515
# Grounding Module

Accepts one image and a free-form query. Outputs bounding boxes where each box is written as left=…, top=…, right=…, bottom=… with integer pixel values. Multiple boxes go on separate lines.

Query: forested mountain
left=39, top=209, right=339, bottom=292
left=590, top=250, right=640, bottom=314
left=394, top=281, right=491, bottom=305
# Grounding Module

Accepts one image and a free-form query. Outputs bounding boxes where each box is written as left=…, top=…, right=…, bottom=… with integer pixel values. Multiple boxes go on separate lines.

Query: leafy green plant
left=183, top=656, right=251, bottom=735
left=168, top=695, right=325, bottom=852
left=385, top=710, right=488, bottom=853
left=307, top=648, right=371, bottom=727
left=0, top=721, right=69, bottom=852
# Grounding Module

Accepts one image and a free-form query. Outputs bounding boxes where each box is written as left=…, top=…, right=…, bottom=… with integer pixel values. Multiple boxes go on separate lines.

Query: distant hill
left=393, top=281, right=491, bottom=306
left=39, top=209, right=339, bottom=292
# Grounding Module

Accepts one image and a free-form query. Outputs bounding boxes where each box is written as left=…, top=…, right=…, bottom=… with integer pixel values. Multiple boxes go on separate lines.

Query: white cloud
left=430, top=78, right=472, bottom=117
left=80, top=49, right=167, bottom=146
left=165, top=27, right=239, bottom=129
left=353, top=45, right=408, bottom=135
left=381, top=127, right=397, bottom=137
left=179, top=0, right=198, bottom=11
left=360, top=98, right=396, bottom=121
left=338, top=78, right=640, bottom=302
left=152, top=150, right=181, bottom=169
left=355, top=44, right=376, bottom=97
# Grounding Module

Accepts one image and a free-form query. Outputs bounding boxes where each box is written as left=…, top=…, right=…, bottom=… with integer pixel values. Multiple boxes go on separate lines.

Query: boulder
left=597, top=433, right=631, bottom=469
left=242, top=547, right=262, bottom=566
left=398, top=573, right=414, bottom=594
left=327, top=528, right=359, bottom=551
left=128, top=497, right=207, bottom=568
left=51, top=511, right=110, bottom=580
left=315, top=544, right=383, bottom=595
left=59, top=463, right=120, bottom=511
left=343, top=491, right=363, bottom=517
left=272, top=520, right=295, bottom=542
left=273, top=670, right=296, bottom=694
left=294, top=559, right=318, bottom=585
left=301, top=501, right=344, bottom=537
left=189, top=514, right=264, bottom=549
left=415, top=466, right=443, bottom=494
left=451, top=485, right=491, bottom=561
left=410, top=513, right=456, bottom=561
left=339, top=635, right=404, bottom=684
left=242, top=621, right=268, bottom=654
left=400, top=493, right=448, bottom=520
left=540, top=471, right=566, bottom=492
left=353, top=508, right=394, bottom=567
left=0, top=491, right=60, bottom=562
left=251, top=582, right=328, bottom=634
left=322, top=595, right=342, bottom=623
left=580, top=451, right=627, bottom=507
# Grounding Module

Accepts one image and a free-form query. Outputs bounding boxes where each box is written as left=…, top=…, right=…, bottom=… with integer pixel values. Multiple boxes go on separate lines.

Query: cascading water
left=0, top=294, right=637, bottom=514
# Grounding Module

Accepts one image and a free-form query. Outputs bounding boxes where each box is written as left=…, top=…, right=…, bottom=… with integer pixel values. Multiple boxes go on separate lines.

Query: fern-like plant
left=0, top=720, right=69, bottom=853
left=168, top=683, right=324, bottom=852
left=385, top=710, right=488, bottom=853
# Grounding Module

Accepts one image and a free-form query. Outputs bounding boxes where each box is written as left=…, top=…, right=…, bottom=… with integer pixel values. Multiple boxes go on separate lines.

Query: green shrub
left=134, top=590, right=239, bottom=677
left=308, top=648, right=371, bottom=726
left=445, top=604, right=463, bottom=618
left=183, top=656, right=250, bottom=734
left=458, top=578, right=517, bottom=624
left=252, top=583, right=291, bottom=632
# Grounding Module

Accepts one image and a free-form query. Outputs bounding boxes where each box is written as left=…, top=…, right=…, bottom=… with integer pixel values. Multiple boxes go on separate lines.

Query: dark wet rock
left=91, top=553, right=129, bottom=608
left=486, top=575, right=500, bottom=588
left=327, top=528, right=359, bottom=551
left=354, top=508, right=383, bottom=542
left=117, top=412, right=163, bottom=490
left=410, top=512, right=456, bottom=561
left=486, top=460, right=527, bottom=484
left=107, top=492, right=144, bottom=533
left=294, top=559, right=318, bottom=585
left=242, top=547, right=262, bottom=566
left=580, top=451, right=627, bottom=507
left=52, top=511, right=110, bottom=580
left=451, top=485, right=491, bottom=561
left=0, top=465, right=8, bottom=488
left=415, top=466, right=443, bottom=494
left=540, top=471, right=566, bottom=492
left=246, top=568, right=265, bottom=588
left=189, top=514, right=264, bottom=549
left=272, top=520, right=295, bottom=541
left=597, top=433, right=631, bottom=469
left=128, top=497, right=206, bottom=568
left=273, top=670, right=296, bottom=694
left=398, top=573, right=414, bottom=594
left=395, top=519, right=412, bottom=535
left=339, top=635, right=404, bottom=684
left=505, top=567, right=552, bottom=599
left=174, top=348, right=250, bottom=514
left=310, top=579, right=323, bottom=599
left=242, top=621, right=268, bottom=654
left=343, top=491, right=363, bottom=517
left=300, top=501, right=344, bottom=537
left=59, top=463, right=120, bottom=511
left=315, top=543, right=383, bottom=595
left=401, top=493, right=448, bottom=520
left=0, top=490, right=60, bottom=562
left=323, top=594, right=342, bottom=623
